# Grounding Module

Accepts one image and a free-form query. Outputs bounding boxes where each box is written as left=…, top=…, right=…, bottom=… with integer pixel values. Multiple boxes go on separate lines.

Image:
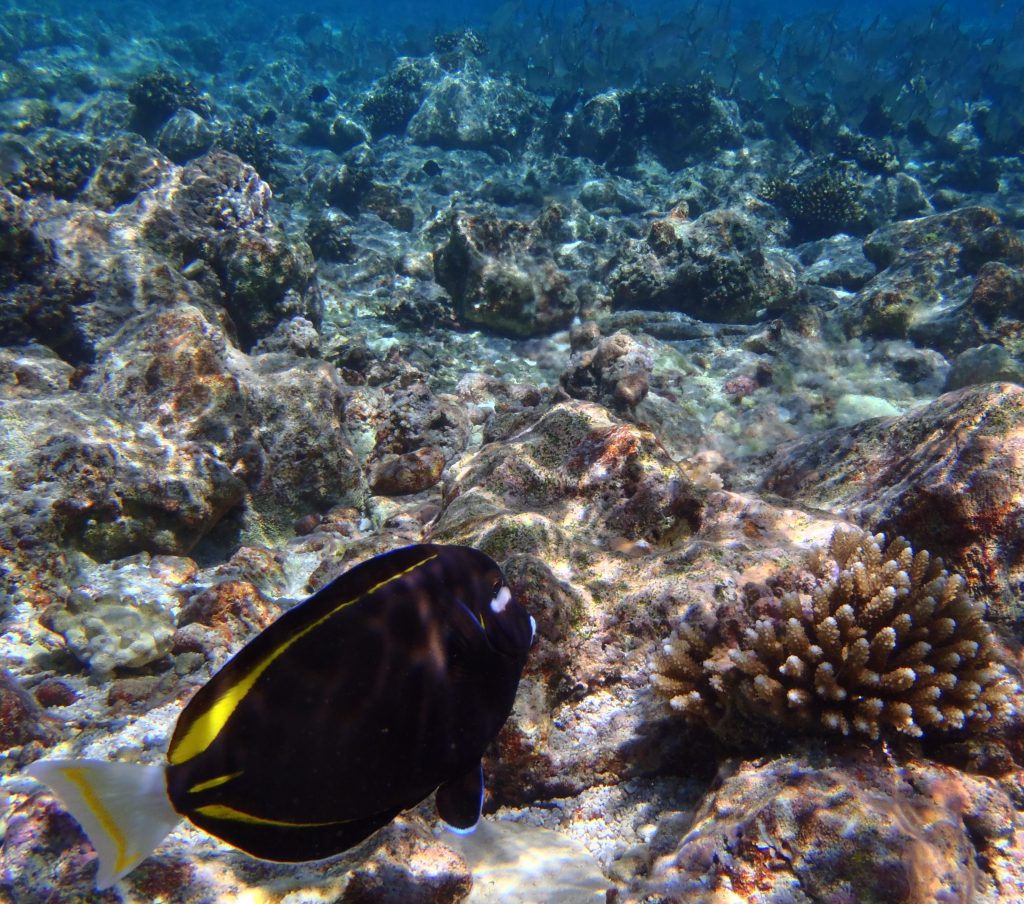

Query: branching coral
left=760, top=158, right=866, bottom=241
left=127, top=69, right=213, bottom=136
left=653, top=528, right=1018, bottom=743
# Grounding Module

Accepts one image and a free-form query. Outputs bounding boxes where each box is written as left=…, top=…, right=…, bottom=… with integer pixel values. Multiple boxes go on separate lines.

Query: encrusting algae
left=653, top=527, right=1018, bottom=743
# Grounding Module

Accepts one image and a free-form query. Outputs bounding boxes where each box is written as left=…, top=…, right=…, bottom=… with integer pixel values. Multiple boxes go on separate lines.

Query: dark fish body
left=165, top=544, right=532, bottom=860
left=26, top=544, right=534, bottom=887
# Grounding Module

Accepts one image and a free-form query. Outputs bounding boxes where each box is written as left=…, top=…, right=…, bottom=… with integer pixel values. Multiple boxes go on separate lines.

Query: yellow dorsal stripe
left=187, top=771, right=243, bottom=795
left=195, top=803, right=352, bottom=828
left=60, top=766, right=135, bottom=875
left=168, top=553, right=439, bottom=766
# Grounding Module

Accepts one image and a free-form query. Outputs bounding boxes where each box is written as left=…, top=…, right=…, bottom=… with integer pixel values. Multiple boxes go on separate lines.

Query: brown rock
left=107, top=676, right=161, bottom=709
left=87, top=304, right=364, bottom=533
left=177, top=579, right=279, bottom=646
left=355, top=380, right=471, bottom=473
left=762, top=382, right=1024, bottom=619
left=438, top=401, right=702, bottom=550
left=3, top=387, right=246, bottom=563
left=294, top=512, right=322, bottom=535
left=88, top=304, right=245, bottom=450
left=608, top=208, right=798, bottom=323
left=1, top=793, right=100, bottom=896
left=847, top=207, right=1013, bottom=354
left=631, top=751, right=1014, bottom=903
left=966, top=261, right=1024, bottom=324
left=370, top=447, right=445, bottom=496
left=560, top=330, right=653, bottom=412
left=433, top=209, right=579, bottom=337
left=82, top=133, right=174, bottom=210
left=0, top=670, right=58, bottom=750
left=33, top=678, right=77, bottom=709
left=210, top=545, right=288, bottom=596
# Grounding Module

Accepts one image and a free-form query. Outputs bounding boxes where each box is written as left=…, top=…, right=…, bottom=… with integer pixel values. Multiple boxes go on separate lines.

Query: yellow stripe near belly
left=194, top=803, right=350, bottom=828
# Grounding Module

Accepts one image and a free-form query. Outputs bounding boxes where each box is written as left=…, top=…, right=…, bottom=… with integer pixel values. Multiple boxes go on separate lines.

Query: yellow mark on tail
left=60, top=766, right=135, bottom=876
left=195, top=803, right=350, bottom=828
left=168, top=554, right=439, bottom=766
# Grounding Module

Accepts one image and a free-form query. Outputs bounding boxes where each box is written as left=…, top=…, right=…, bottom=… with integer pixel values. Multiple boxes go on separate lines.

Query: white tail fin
left=24, top=759, right=181, bottom=889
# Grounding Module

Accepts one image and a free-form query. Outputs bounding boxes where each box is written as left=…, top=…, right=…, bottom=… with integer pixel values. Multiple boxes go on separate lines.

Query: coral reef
left=360, top=58, right=438, bottom=138
left=127, top=69, right=214, bottom=137
left=408, top=64, right=544, bottom=153
left=846, top=206, right=1012, bottom=348
left=608, top=208, right=799, bottom=323
left=433, top=28, right=487, bottom=66
left=654, top=527, right=1017, bottom=742
left=139, top=151, right=321, bottom=350
left=129, top=69, right=215, bottom=137
left=216, top=115, right=281, bottom=178
left=3, top=129, right=99, bottom=200
left=760, top=158, right=868, bottom=241
left=2, top=2, right=1024, bottom=900
left=833, top=127, right=899, bottom=176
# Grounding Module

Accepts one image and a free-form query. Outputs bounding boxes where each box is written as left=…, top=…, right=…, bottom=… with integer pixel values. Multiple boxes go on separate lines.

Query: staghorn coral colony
left=653, top=527, right=1017, bottom=743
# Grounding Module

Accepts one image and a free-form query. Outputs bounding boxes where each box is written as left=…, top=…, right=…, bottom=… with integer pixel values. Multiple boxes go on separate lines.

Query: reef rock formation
left=0, top=345, right=245, bottom=563
left=763, top=382, right=1024, bottom=619
left=845, top=206, right=1024, bottom=355
left=433, top=208, right=579, bottom=337
left=0, top=151, right=319, bottom=362
left=628, top=750, right=1024, bottom=903
left=408, top=65, right=544, bottom=153
left=608, top=208, right=799, bottom=323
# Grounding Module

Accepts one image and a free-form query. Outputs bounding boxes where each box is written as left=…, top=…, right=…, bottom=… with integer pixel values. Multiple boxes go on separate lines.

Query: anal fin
left=436, top=761, right=483, bottom=832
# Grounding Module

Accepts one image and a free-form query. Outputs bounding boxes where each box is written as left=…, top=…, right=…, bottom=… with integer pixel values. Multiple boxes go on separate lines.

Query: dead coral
left=653, top=527, right=1018, bottom=742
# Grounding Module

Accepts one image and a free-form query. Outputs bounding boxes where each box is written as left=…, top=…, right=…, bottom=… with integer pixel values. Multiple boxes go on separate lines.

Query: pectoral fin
left=435, top=761, right=483, bottom=832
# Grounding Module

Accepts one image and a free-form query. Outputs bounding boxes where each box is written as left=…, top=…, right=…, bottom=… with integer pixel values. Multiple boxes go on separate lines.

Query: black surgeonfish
left=26, top=544, right=535, bottom=889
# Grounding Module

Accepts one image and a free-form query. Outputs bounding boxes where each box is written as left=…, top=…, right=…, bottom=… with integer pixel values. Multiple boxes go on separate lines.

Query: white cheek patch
left=529, top=615, right=537, bottom=641
left=489, top=585, right=512, bottom=614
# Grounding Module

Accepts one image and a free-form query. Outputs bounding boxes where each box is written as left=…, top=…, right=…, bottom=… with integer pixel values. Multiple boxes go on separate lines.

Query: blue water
left=10, top=0, right=1013, bottom=150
